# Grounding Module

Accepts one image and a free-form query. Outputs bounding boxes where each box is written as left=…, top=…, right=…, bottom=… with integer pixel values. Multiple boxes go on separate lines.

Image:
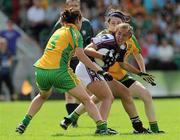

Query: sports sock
left=149, top=121, right=159, bottom=132
left=67, top=112, right=79, bottom=122
left=96, top=121, right=107, bottom=130
left=66, top=103, right=79, bottom=115
left=22, top=114, right=32, bottom=126
left=130, top=116, right=141, bottom=123
left=130, top=116, right=144, bottom=132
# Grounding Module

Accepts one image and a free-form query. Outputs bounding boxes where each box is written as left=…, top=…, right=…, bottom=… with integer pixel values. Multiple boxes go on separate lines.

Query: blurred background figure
left=0, top=19, right=21, bottom=75
left=156, top=38, right=177, bottom=70
left=0, top=37, right=16, bottom=101
left=27, top=0, right=46, bottom=43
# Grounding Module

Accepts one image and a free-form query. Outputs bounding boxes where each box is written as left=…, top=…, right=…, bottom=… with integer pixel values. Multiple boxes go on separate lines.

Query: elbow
left=75, top=48, right=84, bottom=60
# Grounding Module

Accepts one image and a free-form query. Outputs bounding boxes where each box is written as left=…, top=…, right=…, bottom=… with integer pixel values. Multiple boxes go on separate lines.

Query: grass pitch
left=0, top=99, right=180, bottom=140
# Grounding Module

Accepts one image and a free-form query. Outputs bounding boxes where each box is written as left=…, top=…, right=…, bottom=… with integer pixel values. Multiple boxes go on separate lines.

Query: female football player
left=97, top=9, right=164, bottom=133
left=15, top=9, right=115, bottom=135
left=48, top=0, right=94, bottom=127
left=60, top=23, right=153, bottom=134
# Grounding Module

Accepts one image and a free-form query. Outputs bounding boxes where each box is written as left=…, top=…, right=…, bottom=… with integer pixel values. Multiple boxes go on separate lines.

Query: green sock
left=67, top=112, right=79, bottom=122
left=96, top=121, right=107, bottom=130
left=149, top=121, right=159, bottom=132
left=22, top=114, right=32, bottom=126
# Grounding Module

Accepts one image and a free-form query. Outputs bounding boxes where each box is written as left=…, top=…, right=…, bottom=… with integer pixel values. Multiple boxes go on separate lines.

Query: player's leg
left=57, top=68, right=115, bottom=135
left=65, top=93, right=79, bottom=127
left=67, top=84, right=115, bottom=135
left=129, top=81, right=164, bottom=133
left=108, top=79, right=150, bottom=133
left=64, top=58, right=80, bottom=127
left=87, top=80, right=114, bottom=120
left=16, top=68, right=53, bottom=134
left=16, top=89, right=52, bottom=134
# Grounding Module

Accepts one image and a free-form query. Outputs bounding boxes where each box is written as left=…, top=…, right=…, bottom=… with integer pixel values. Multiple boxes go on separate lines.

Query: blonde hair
left=115, top=23, right=133, bottom=36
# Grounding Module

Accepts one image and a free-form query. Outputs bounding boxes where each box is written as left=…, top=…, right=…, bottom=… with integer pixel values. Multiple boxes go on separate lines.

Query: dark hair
left=61, top=9, right=82, bottom=24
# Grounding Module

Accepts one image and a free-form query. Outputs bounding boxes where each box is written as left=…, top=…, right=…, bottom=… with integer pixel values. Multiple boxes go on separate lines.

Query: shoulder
left=82, top=17, right=90, bottom=23
left=129, top=35, right=141, bottom=50
left=82, top=17, right=92, bottom=26
left=97, top=29, right=109, bottom=36
left=92, top=34, right=115, bottom=45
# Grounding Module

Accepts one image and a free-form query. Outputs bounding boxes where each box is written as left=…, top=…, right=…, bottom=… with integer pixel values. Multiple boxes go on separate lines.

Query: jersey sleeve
left=131, top=35, right=141, bottom=54
left=92, top=34, right=114, bottom=46
left=77, top=33, right=83, bottom=48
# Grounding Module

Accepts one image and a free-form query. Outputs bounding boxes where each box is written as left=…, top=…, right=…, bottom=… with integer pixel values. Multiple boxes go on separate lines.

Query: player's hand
left=97, top=70, right=113, bottom=81
left=138, top=72, right=156, bottom=86
left=102, top=50, right=116, bottom=67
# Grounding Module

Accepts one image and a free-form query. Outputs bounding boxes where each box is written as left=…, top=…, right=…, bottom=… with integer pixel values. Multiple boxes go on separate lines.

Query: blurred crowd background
left=0, top=0, right=180, bottom=100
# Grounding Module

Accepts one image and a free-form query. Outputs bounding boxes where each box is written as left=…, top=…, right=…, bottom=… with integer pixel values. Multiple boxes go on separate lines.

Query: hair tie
left=108, top=12, right=124, bottom=19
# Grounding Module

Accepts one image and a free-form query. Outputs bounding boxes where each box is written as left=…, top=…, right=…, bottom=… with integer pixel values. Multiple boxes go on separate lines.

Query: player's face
left=115, top=28, right=132, bottom=44
left=108, top=17, right=123, bottom=33
left=66, top=1, right=80, bottom=11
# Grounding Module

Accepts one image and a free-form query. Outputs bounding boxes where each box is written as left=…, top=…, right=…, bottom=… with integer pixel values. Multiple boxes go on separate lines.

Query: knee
left=110, top=94, right=114, bottom=102
left=120, top=88, right=132, bottom=102
left=141, top=90, right=152, bottom=103
left=102, top=91, right=114, bottom=103
left=80, top=95, right=92, bottom=105
left=39, top=94, right=49, bottom=100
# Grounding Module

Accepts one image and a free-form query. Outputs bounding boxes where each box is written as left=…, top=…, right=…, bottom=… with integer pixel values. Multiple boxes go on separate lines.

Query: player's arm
left=84, top=43, right=103, bottom=59
left=131, top=35, right=146, bottom=72
left=76, top=48, right=113, bottom=81
left=119, top=62, right=140, bottom=75
left=76, top=48, right=101, bottom=72
left=134, top=53, right=146, bottom=73
left=119, top=62, right=156, bottom=86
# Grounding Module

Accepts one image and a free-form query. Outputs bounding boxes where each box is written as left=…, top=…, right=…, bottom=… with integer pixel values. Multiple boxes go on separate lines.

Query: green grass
left=0, top=99, right=180, bottom=140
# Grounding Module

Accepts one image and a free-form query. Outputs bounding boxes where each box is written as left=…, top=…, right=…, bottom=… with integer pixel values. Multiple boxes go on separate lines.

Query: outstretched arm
left=134, top=53, right=146, bottom=73
left=119, top=62, right=140, bottom=75
left=119, top=62, right=156, bottom=86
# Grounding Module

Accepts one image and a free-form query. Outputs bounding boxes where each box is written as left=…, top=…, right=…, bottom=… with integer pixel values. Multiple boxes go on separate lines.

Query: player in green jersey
left=47, top=0, right=94, bottom=127
left=15, top=9, right=115, bottom=135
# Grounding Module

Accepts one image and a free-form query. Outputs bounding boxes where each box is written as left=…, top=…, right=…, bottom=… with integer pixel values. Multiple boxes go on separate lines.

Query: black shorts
left=119, top=74, right=136, bottom=88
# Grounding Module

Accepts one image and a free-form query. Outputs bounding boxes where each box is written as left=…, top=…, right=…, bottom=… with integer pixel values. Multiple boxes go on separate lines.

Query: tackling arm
left=84, top=43, right=103, bottom=59
left=134, top=53, right=146, bottom=73
left=119, top=62, right=156, bottom=86
left=119, top=62, right=140, bottom=75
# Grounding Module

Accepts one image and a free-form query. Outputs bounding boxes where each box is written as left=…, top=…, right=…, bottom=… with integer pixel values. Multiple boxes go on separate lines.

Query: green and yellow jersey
left=48, top=17, right=93, bottom=48
left=34, top=24, right=83, bottom=70
left=97, top=29, right=141, bottom=80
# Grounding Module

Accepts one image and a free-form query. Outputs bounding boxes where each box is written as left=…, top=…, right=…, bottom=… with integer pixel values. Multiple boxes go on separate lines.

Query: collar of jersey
left=64, top=23, right=78, bottom=30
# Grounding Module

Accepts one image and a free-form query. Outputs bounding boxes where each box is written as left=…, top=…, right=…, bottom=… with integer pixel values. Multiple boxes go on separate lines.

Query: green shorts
left=35, top=67, right=80, bottom=93
left=119, top=74, right=136, bottom=88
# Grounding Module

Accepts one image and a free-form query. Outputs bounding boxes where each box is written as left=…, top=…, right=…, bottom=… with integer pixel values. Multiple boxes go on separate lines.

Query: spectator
left=45, top=0, right=60, bottom=27
left=145, top=31, right=159, bottom=70
left=172, top=22, right=180, bottom=53
left=0, top=37, right=16, bottom=101
left=27, top=0, right=46, bottom=42
left=0, top=19, right=21, bottom=74
left=157, top=38, right=177, bottom=70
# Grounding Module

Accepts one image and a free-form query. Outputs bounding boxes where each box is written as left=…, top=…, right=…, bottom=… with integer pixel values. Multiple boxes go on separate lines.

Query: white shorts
left=75, top=62, right=104, bottom=87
